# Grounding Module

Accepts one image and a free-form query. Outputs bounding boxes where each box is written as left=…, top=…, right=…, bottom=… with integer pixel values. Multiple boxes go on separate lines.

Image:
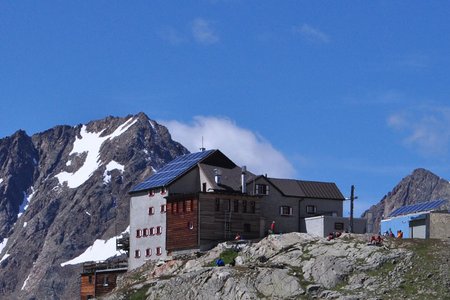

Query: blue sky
left=2, top=1, right=450, bottom=216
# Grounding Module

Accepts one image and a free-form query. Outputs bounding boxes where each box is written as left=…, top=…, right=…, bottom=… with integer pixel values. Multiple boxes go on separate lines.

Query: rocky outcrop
left=362, top=168, right=450, bottom=233
left=101, top=233, right=450, bottom=300
left=0, top=113, right=188, bottom=299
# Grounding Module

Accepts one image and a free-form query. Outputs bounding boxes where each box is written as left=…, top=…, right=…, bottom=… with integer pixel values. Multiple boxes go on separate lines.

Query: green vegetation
left=128, top=285, right=150, bottom=300
left=207, top=249, right=239, bottom=267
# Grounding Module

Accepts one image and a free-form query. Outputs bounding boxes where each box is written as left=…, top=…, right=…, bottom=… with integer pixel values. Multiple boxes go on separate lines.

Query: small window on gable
left=280, top=206, right=293, bottom=216
left=255, top=184, right=269, bottom=195
left=156, top=247, right=162, bottom=256
left=306, top=205, right=317, bottom=214
left=160, top=204, right=166, bottom=213
left=161, top=187, right=167, bottom=195
left=135, top=249, right=141, bottom=258
left=148, top=207, right=155, bottom=215
left=148, top=190, right=155, bottom=197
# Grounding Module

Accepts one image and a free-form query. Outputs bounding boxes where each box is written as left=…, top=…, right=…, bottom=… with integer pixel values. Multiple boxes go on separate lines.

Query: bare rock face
left=102, top=233, right=449, bottom=300
left=362, top=168, right=450, bottom=233
left=0, top=113, right=188, bottom=299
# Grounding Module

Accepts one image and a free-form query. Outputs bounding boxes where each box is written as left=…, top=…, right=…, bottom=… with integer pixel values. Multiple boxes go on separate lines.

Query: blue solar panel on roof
left=130, top=150, right=215, bottom=193
left=388, top=199, right=446, bottom=217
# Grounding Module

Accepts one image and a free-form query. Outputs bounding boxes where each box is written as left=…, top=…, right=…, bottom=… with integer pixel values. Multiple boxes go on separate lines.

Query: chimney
left=214, top=168, right=222, bottom=184
left=241, top=166, right=247, bottom=194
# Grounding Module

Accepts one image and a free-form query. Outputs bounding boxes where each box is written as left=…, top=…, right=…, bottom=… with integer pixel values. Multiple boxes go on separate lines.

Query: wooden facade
left=165, top=192, right=263, bottom=252
left=166, top=194, right=199, bottom=251
left=80, top=274, right=95, bottom=300
left=199, top=193, right=262, bottom=246
left=80, top=260, right=127, bottom=300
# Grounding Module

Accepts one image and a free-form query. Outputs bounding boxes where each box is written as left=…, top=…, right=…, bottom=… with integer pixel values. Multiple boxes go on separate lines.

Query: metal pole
left=350, top=185, right=355, bottom=233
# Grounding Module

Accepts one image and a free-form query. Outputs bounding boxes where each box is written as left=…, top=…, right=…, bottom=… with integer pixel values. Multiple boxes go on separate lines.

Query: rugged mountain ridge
left=363, top=168, right=450, bottom=233
left=0, top=112, right=188, bottom=299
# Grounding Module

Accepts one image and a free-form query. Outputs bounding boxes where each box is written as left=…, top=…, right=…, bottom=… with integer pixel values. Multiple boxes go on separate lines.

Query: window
left=161, top=187, right=166, bottom=195
left=202, top=182, right=207, bottom=192
left=146, top=248, right=152, bottom=257
left=156, top=226, right=162, bottom=235
left=148, top=189, right=155, bottom=197
left=180, top=201, right=186, bottom=213
left=136, top=229, right=143, bottom=238
left=244, top=223, right=251, bottom=233
left=306, top=205, right=317, bottom=214
left=255, top=184, right=269, bottom=195
left=143, top=228, right=149, bottom=237
left=242, top=200, right=248, bottom=213
left=160, top=204, right=166, bottom=213
left=186, top=200, right=192, bottom=212
left=173, top=202, right=178, bottom=214
left=135, top=249, right=141, bottom=258
left=150, top=227, right=155, bottom=236
left=148, top=207, right=155, bottom=215
left=233, top=200, right=239, bottom=213
left=188, top=221, right=194, bottom=230
left=334, top=223, right=344, bottom=231
left=103, top=276, right=109, bottom=287
left=88, top=275, right=93, bottom=284
left=215, top=198, right=220, bottom=211
left=280, top=206, right=293, bottom=216
left=226, top=199, right=231, bottom=212
left=156, top=247, right=162, bottom=256
left=250, top=201, right=256, bottom=213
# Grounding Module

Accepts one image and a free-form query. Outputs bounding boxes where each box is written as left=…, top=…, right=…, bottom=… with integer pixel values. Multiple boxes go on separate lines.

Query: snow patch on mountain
left=18, top=188, right=35, bottom=219
left=60, top=227, right=130, bottom=267
left=0, top=238, right=8, bottom=254
left=0, top=178, right=3, bottom=185
left=55, top=118, right=136, bottom=189
left=103, top=160, right=125, bottom=184
left=21, top=273, right=31, bottom=290
left=0, top=253, right=10, bottom=263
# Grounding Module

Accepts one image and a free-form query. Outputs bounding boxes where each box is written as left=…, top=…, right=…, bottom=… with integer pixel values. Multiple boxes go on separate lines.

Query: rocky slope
left=101, top=233, right=450, bottom=300
left=0, top=113, right=188, bottom=299
left=363, top=168, right=450, bottom=233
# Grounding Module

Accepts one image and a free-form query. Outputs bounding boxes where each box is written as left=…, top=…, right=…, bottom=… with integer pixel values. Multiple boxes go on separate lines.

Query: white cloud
left=388, top=106, right=450, bottom=156
left=161, top=116, right=296, bottom=178
left=293, top=24, right=330, bottom=43
left=191, top=18, right=219, bottom=45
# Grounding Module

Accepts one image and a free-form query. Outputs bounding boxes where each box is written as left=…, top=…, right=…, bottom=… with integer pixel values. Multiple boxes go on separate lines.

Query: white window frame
left=306, top=205, right=317, bottom=214
left=255, top=184, right=269, bottom=195
left=279, top=206, right=293, bottom=216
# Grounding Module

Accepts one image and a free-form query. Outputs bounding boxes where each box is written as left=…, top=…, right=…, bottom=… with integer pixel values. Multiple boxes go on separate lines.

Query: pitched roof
left=267, top=177, right=344, bottom=200
left=130, top=149, right=224, bottom=193
left=199, top=163, right=256, bottom=192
